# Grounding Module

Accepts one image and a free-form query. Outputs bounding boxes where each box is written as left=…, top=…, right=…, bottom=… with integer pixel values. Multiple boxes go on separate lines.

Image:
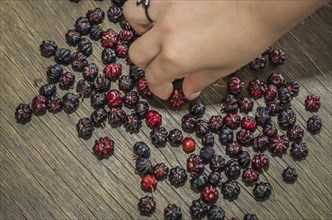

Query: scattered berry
left=196, top=119, right=211, bottom=137
left=133, top=141, right=150, bottom=159
left=47, top=64, right=63, bottom=83
left=141, top=174, right=157, bottom=192
left=169, top=166, right=187, bottom=187
left=90, top=107, right=107, bottom=127
left=108, top=107, right=126, bottom=126
left=135, top=101, right=150, bottom=118
left=54, top=48, right=72, bottom=65
left=137, top=76, right=152, bottom=97
left=305, top=95, right=320, bottom=111
left=124, top=113, right=142, bottom=132
left=32, top=95, right=47, bottom=115
left=268, top=72, right=285, bottom=87
left=93, top=76, right=111, bottom=93
left=104, top=63, right=122, bottom=81
left=249, top=55, right=267, bottom=71
left=92, top=137, right=114, bottom=159
left=241, top=116, right=257, bottom=132
left=189, top=101, right=206, bottom=118
left=101, top=47, right=117, bottom=64
left=164, top=204, right=182, bottom=220
left=201, top=184, right=219, bottom=203
left=278, top=87, right=292, bottom=104
left=207, top=205, right=225, bottom=220
left=200, top=145, right=215, bottom=162
left=182, top=137, right=196, bottom=153
left=255, top=107, right=271, bottom=126
left=83, top=63, right=98, bottom=81
left=107, top=5, right=123, bottom=23
left=307, top=115, right=322, bottom=133
left=248, top=79, right=266, bottom=99
left=219, top=127, right=234, bottom=144
left=138, top=196, right=155, bottom=215
left=223, top=113, right=241, bottom=129
left=182, top=114, right=196, bottom=133
left=168, top=129, right=183, bottom=146
left=227, top=76, right=242, bottom=95
left=287, top=125, right=304, bottom=142
left=252, top=153, right=269, bottom=171
left=226, top=141, right=242, bottom=158
left=264, top=84, right=278, bottom=102
left=135, top=158, right=152, bottom=176
left=153, top=163, right=169, bottom=180
left=278, top=108, right=296, bottom=128
left=65, top=29, right=81, bottom=46
left=220, top=179, right=240, bottom=199
left=290, top=142, right=308, bottom=160
left=202, top=132, right=215, bottom=147
left=237, top=151, right=251, bottom=168
left=101, top=29, right=118, bottom=48
left=210, top=155, right=226, bottom=172
left=76, top=117, right=94, bottom=139
left=282, top=167, right=298, bottom=183
left=268, top=49, right=286, bottom=66
left=15, top=103, right=33, bottom=124
left=86, top=7, right=105, bottom=25
left=46, top=95, right=63, bottom=113
left=76, top=79, right=93, bottom=98
left=40, top=40, right=57, bottom=57
left=221, top=94, right=238, bottom=113
left=75, top=17, right=91, bottom=35
left=252, top=134, right=269, bottom=152
left=190, top=173, right=208, bottom=190
left=253, top=182, right=271, bottom=200
left=236, top=129, right=253, bottom=145
left=238, top=97, right=254, bottom=113
left=190, top=198, right=208, bottom=219
left=91, top=92, right=107, bottom=109
left=106, top=89, right=123, bottom=108
left=242, top=168, right=259, bottom=184
left=169, top=89, right=186, bottom=107
left=59, top=72, right=75, bottom=90
left=145, top=110, right=162, bottom=127
left=78, top=38, right=92, bottom=56
left=118, top=75, right=135, bottom=92
left=269, top=135, right=289, bottom=155
left=123, top=91, right=140, bottom=108
left=39, top=83, right=56, bottom=97
left=286, top=80, right=300, bottom=96
left=150, top=126, right=168, bottom=147
left=208, top=171, right=222, bottom=186
left=209, top=115, right=224, bottom=133
left=225, top=159, right=241, bottom=179
left=187, top=154, right=205, bottom=174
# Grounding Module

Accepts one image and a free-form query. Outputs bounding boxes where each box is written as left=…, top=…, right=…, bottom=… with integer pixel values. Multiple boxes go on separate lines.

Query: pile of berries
left=14, top=0, right=324, bottom=219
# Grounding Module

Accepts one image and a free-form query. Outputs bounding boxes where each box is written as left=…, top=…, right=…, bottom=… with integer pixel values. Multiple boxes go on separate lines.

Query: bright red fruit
left=141, top=174, right=157, bottom=192
left=145, top=110, right=162, bottom=127
left=182, top=137, right=196, bottom=153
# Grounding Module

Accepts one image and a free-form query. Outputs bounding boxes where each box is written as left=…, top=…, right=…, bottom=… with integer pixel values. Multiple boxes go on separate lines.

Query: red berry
left=103, top=63, right=122, bottom=81
left=209, top=115, right=223, bottom=133
left=236, top=129, right=253, bottom=144
left=182, top=137, right=196, bottom=153
left=152, top=163, right=169, bottom=180
left=305, top=95, right=320, bottom=111
left=93, top=137, right=114, bottom=159
left=201, top=184, right=219, bottom=203
left=242, top=168, right=259, bottom=184
left=141, top=174, right=157, bottom=192
left=238, top=97, right=254, bottom=113
left=268, top=49, right=286, bottom=66
left=137, top=76, right=152, bottom=97
left=241, top=116, right=257, bottom=132
left=227, top=77, right=242, bottom=95
left=287, top=125, right=304, bottom=142
left=101, top=29, right=118, bottom=48
left=115, top=43, right=128, bottom=58
left=223, top=113, right=241, bottom=129
left=264, top=84, right=278, bottom=102
left=269, top=135, right=289, bottom=155
left=145, top=110, right=162, bottom=127
left=248, top=79, right=266, bottom=98
left=252, top=153, right=269, bottom=171
left=106, top=89, right=123, bottom=108
left=119, top=29, right=134, bottom=43
left=169, top=89, right=186, bottom=107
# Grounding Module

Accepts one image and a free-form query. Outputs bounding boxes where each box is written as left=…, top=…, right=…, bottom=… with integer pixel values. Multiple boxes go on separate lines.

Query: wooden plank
left=0, top=1, right=331, bottom=219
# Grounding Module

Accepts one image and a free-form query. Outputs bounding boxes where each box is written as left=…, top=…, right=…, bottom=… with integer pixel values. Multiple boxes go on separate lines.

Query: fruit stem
left=261, top=168, right=276, bottom=200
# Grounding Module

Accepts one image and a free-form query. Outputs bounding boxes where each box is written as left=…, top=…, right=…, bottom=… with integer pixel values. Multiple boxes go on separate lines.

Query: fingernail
left=186, top=91, right=201, bottom=100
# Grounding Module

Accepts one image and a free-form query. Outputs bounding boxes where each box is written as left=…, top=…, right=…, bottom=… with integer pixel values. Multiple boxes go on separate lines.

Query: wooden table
left=1, top=1, right=331, bottom=219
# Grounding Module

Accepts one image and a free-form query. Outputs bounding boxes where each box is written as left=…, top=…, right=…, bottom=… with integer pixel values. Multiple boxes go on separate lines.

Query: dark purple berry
left=252, top=134, right=269, bottom=152
left=219, top=127, right=234, bottom=144
left=290, top=142, right=308, bottom=160
left=210, top=155, right=226, bottom=172
left=209, top=115, right=223, bottom=133
left=264, top=84, right=278, bottom=102
left=307, top=115, right=322, bottom=133
left=90, top=108, right=107, bottom=127
left=107, top=5, right=123, bottom=23
left=278, top=108, right=296, bottom=128
left=282, top=167, right=298, bottom=183
left=101, top=47, right=116, bottom=64
left=138, top=196, right=155, bottom=215
left=164, top=204, right=182, bottom=220
left=190, top=199, right=208, bottom=219
left=62, top=93, right=79, bottom=114
left=135, top=157, right=152, bottom=176
left=71, top=51, right=87, bottom=71
left=287, top=125, right=304, bottom=142
left=83, top=63, right=98, bottom=81
left=77, top=117, right=94, bottom=138
left=123, top=91, right=140, bottom=108
left=255, top=107, right=271, bottom=126
left=59, top=72, right=75, bottom=90
left=54, top=48, right=72, bottom=65
left=168, top=129, right=183, bottom=146
left=244, top=214, right=259, bottom=220
left=190, top=173, right=208, bottom=190
left=189, top=101, right=205, bottom=118
left=137, top=76, right=152, bottom=97
left=76, top=80, right=93, bottom=98
left=39, top=83, right=56, bottom=97
left=133, top=141, right=150, bottom=159
left=286, top=80, right=300, bottom=96
left=221, top=94, right=238, bottom=113
left=226, top=141, right=242, bottom=158
left=248, top=79, right=266, bottom=99
left=112, top=0, right=127, bottom=7
left=93, top=76, right=110, bottom=92
left=40, top=40, right=57, bottom=57
left=220, top=180, right=240, bottom=199
left=89, top=25, right=103, bottom=41
left=108, top=108, right=126, bottom=126
left=47, top=64, right=63, bottom=83
left=253, top=182, right=271, bottom=200
left=153, top=163, right=169, bottom=180
left=181, top=114, right=196, bottom=133
left=65, top=29, right=81, bottom=46
left=225, top=159, right=240, bottom=179
left=86, top=7, right=105, bottom=25
left=237, top=151, right=250, bottom=168
left=129, top=64, right=144, bottom=81
left=278, top=87, right=292, bottom=104
left=135, top=101, right=149, bottom=118
left=91, top=92, right=106, bottom=109
left=227, top=77, right=242, bottom=95
left=118, top=75, right=134, bottom=91
left=46, top=95, right=63, bottom=113
left=236, top=129, right=253, bottom=145
left=202, top=132, right=215, bottom=147
left=208, top=171, right=222, bottom=186
left=262, top=123, right=278, bottom=138
left=75, top=17, right=91, bottom=35
left=249, top=55, right=267, bottom=71
left=169, top=166, right=187, bottom=187
left=268, top=72, right=285, bottom=87
left=242, top=168, right=259, bottom=184
left=150, top=126, right=168, bottom=147
left=78, top=38, right=92, bottom=57
left=196, top=119, right=210, bottom=137
left=200, top=145, right=215, bottom=162
left=207, top=205, right=225, bottom=220
left=125, top=113, right=142, bottom=132
left=252, top=154, right=269, bottom=171
left=15, top=103, right=33, bottom=124
left=266, top=101, right=281, bottom=116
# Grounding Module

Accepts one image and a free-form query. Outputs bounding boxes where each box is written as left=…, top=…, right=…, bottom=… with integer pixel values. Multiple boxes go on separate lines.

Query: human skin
left=123, top=0, right=326, bottom=100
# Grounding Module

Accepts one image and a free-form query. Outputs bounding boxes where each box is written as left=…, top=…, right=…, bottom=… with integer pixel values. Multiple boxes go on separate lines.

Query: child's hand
left=124, top=0, right=324, bottom=100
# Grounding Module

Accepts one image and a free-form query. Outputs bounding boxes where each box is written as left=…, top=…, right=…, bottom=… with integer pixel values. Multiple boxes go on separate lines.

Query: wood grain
left=1, top=1, right=331, bottom=219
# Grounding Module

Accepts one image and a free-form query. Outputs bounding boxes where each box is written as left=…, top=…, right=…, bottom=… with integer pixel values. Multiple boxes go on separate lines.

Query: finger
left=123, top=0, right=153, bottom=34
left=182, top=69, right=229, bottom=100
left=128, top=27, right=161, bottom=69
left=144, top=55, right=178, bottom=100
